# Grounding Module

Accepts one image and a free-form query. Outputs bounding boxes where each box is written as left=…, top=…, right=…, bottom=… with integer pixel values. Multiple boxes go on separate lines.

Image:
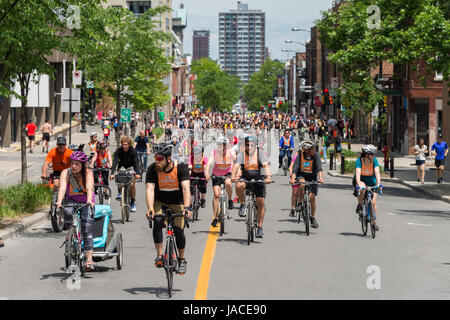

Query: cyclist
left=170, top=136, right=184, bottom=165
left=91, top=142, right=112, bottom=199
left=279, top=129, right=294, bottom=168
left=41, top=137, right=74, bottom=189
left=134, top=130, right=151, bottom=172
left=290, top=140, right=324, bottom=229
left=205, top=136, right=236, bottom=227
left=145, top=142, right=192, bottom=275
left=88, top=132, right=98, bottom=153
left=288, top=147, right=302, bottom=217
left=232, top=136, right=272, bottom=238
left=55, top=151, right=96, bottom=271
left=188, top=146, right=208, bottom=208
left=110, top=136, right=141, bottom=212
left=164, top=120, right=172, bottom=141
left=354, top=144, right=381, bottom=231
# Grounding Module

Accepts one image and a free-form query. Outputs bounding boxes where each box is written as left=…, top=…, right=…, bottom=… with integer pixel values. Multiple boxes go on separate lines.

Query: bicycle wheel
left=296, top=200, right=302, bottom=224
left=98, top=187, right=104, bottom=205
left=78, top=245, right=86, bottom=277
left=51, top=204, right=64, bottom=233
left=246, top=203, right=252, bottom=245
left=219, top=197, right=225, bottom=236
left=65, top=228, right=75, bottom=269
left=194, top=187, right=200, bottom=221
left=125, top=186, right=130, bottom=222
left=121, top=186, right=126, bottom=224
left=304, top=196, right=310, bottom=236
left=361, top=201, right=369, bottom=236
left=369, top=202, right=376, bottom=239
left=116, top=233, right=123, bottom=270
left=165, top=239, right=174, bottom=298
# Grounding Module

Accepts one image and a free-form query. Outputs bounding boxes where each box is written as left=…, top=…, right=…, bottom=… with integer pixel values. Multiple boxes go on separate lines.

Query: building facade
left=193, top=30, right=210, bottom=61
left=218, top=1, right=266, bottom=82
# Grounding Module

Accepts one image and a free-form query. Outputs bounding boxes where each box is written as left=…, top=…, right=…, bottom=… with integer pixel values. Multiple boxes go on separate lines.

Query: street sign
left=314, top=83, right=321, bottom=91
left=120, top=108, right=132, bottom=123
left=331, top=77, right=338, bottom=89
left=86, top=81, right=94, bottom=89
left=61, top=88, right=80, bottom=112
left=72, top=70, right=82, bottom=85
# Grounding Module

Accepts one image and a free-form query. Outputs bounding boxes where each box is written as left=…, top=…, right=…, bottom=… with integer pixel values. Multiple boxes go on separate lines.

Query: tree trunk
left=21, top=97, right=27, bottom=184
left=115, top=86, right=121, bottom=146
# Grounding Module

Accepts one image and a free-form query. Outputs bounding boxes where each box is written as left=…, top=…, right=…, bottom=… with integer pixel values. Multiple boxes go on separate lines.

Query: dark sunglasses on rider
left=154, top=155, right=165, bottom=162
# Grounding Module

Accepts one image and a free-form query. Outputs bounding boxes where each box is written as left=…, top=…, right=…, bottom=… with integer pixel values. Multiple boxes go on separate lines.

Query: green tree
left=0, top=0, right=98, bottom=183
left=68, top=4, right=173, bottom=140
left=315, top=0, right=450, bottom=115
left=191, top=58, right=240, bottom=111
left=243, top=59, right=284, bottom=111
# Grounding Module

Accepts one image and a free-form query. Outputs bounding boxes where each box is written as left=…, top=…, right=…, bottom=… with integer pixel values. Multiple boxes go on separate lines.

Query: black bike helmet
left=153, top=142, right=173, bottom=157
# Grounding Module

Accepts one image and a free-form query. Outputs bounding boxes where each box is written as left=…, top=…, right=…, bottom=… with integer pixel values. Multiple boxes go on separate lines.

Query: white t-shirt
left=414, top=145, right=428, bottom=161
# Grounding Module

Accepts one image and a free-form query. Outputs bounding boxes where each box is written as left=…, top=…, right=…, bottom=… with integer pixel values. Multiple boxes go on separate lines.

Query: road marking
left=387, top=212, right=397, bottom=215
left=195, top=224, right=219, bottom=300
left=407, top=223, right=432, bottom=227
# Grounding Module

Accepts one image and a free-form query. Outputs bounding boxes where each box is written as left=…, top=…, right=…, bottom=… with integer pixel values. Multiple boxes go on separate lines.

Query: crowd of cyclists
left=40, top=109, right=382, bottom=274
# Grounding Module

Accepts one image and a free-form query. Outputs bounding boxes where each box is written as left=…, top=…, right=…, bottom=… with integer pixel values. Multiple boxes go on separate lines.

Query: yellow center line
left=195, top=223, right=220, bottom=300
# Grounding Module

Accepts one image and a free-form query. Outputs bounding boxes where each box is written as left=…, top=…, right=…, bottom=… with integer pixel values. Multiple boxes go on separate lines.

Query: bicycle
left=148, top=207, right=190, bottom=298
left=115, top=168, right=134, bottom=224
left=281, top=148, right=294, bottom=176
left=211, top=175, right=231, bottom=237
left=59, top=203, right=94, bottom=277
left=136, top=151, right=147, bottom=182
left=42, top=175, right=64, bottom=233
left=190, top=177, right=205, bottom=222
left=93, top=167, right=110, bottom=205
left=290, top=180, right=320, bottom=236
left=237, top=179, right=274, bottom=245
left=357, top=185, right=383, bottom=239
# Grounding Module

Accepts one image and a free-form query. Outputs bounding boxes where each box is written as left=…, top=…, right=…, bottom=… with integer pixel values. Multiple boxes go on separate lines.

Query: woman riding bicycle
left=56, top=151, right=96, bottom=271
left=188, top=146, right=208, bottom=208
left=91, top=142, right=112, bottom=199
left=354, top=144, right=381, bottom=231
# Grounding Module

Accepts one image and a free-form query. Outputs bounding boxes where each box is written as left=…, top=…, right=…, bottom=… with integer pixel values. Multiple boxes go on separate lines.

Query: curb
left=0, top=162, right=35, bottom=179
left=327, top=170, right=450, bottom=205
left=0, top=207, right=50, bottom=242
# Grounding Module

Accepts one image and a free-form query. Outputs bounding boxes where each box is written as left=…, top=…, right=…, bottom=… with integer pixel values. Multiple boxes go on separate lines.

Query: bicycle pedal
left=60, top=240, right=67, bottom=248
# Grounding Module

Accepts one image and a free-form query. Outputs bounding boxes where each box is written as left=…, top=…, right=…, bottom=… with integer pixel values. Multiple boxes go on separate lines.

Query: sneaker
left=105, top=194, right=110, bottom=200
left=228, top=200, right=234, bottom=210
left=42, top=147, right=45, bottom=153
left=200, top=199, right=206, bottom=208
left=256, top=227, right=264, bottom=238
left=177, top=258, right=187, bottom=275
left=211, top=217, right=218, bottom=227
left=238, top=204, right=246, bottom=217
left=356, top=204, right=363, bottom=215
left=437, top=179, right=441, bottom=184
left=311, top=218, right=319, bottom=228
left=130, top=203, right=136, bottom=212
left=290, top=209, right=295, bottom=217
left=116, top=193, right=122, bottom=201
left=154, top=256, right=164, bottom=268
left=374, top=224, right=380, bottom=231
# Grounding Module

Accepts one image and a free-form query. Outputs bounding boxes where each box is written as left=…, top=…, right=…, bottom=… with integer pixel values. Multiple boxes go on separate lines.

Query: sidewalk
left=328, top=168, right=450, bottom=205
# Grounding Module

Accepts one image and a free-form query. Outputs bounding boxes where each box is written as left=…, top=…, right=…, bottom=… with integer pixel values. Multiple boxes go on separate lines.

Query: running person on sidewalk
left=25, top=119, right=37, bottom=153
left=40, top=119, right=53, bottom=153
left=232, top=136, right=272, bottom=238
left=431, top=134, right=448, bottom=183
left=290, top=140, right=324, bottom=229
left=145, top=142, right=192, bottom=274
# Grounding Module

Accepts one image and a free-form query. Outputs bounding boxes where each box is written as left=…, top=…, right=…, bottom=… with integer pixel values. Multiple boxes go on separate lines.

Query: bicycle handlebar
left=58, top=203, right=94, bottom=219
left=236, top=179, right=274, bottom=184
left=356, top=185, right=383, bottom=195
left=190, top=177, right=206, bottom=181
left=148, top=210, right=191, bottom=229
left=289, top=180, right=322, bottom=186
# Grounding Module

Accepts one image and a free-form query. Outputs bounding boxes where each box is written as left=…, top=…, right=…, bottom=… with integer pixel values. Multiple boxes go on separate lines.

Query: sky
left=172, top=0, right=335, bottom=61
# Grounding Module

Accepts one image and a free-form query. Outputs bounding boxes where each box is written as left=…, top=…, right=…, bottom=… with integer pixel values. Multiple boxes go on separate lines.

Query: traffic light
left=323, top=89, right=329, bottom=105
left=329, top=96, right=333, bottom=105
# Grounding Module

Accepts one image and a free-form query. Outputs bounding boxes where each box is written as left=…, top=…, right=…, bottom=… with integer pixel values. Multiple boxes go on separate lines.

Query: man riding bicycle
left=188, top=146, right=208, bottom=208
left=232, top=136, right=272, bottom=238
left=91, top=142, right=112, bottom=199
left=134, top=130, right=151, bottom=172
left=145, top=142, right=192, bottom=275
left=205, top=136, right=236, bottom=227
left=41, top=137, right=74, bottom=189
left=279, top=129, right=294, bottom=168
left=110, top=136, right=141, bottom=212
left=290, top=140, right=324, bottom=229
left=354, top=144, right=381, bottom=231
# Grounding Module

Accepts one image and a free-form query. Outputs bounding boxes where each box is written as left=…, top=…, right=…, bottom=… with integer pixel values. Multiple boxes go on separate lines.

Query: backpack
left=325, top=136, right=331, bottom=147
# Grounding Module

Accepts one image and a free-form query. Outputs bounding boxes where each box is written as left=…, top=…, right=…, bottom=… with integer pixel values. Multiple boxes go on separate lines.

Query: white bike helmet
left=216, top=136, right=229, bottom=145
left=90, top=132, right=97, bottom=138
left=301, top=140, right=316, bottom=150
left=362, top=144, right=377, bottom=154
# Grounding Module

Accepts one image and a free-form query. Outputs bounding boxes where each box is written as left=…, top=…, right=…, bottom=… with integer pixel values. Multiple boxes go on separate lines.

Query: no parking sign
left=73, top=70, right=82, bottom=85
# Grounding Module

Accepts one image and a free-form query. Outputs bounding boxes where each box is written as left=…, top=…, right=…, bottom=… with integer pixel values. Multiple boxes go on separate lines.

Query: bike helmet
left=70, top=151, right=89, bottom=163
left=216, top=136, right=229, bottom=145
left=90, top=132, right=97, bottom=138
left=302, top=140, right=316, bottom=149
left=97, top=142, right=106, bottom=150
left=193, top=146, right=204, bottom=154
left=68, top=144, right=80, bottom=151
left=153, top=142, right=174, bottom=157
left=244, top=136, right=257, bottom=143
left=362, top=144, right=377, bottom=155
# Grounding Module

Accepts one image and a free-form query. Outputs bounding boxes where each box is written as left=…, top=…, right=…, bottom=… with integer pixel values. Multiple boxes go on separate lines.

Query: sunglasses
left=154, top=155, right=165, bottom=162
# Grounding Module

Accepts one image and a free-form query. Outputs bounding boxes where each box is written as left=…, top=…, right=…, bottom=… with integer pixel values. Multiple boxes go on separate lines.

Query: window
left=127, top=1, right=151, bottom=17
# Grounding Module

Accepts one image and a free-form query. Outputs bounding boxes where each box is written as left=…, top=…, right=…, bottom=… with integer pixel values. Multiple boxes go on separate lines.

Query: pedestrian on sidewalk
left=322, top=131, right=331, bottom=165
left=40, top=119, right=53, bottom=153
left=431, top=134, right=448, bottom=183
left=0, top=238, right=4, bottom=248
left=414, top=138, right=428, bottom=184
left=25, top=118, right=37, bottom=153
left=334, top=132, right=343, bottom=163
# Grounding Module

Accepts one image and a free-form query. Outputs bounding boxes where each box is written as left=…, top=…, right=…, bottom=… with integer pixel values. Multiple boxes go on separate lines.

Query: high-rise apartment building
left=219, top=1, right=265, bottom=82
left=193, top=30, right=210, bottom=60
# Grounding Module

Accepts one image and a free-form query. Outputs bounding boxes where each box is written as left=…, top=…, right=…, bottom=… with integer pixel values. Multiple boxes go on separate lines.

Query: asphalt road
left=1, top=129, right=450, bottom=299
